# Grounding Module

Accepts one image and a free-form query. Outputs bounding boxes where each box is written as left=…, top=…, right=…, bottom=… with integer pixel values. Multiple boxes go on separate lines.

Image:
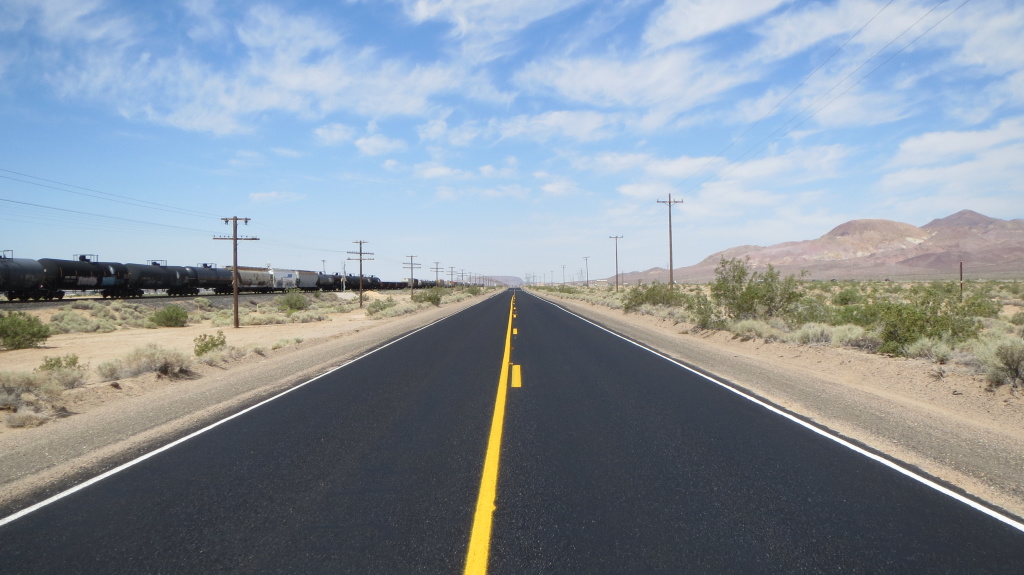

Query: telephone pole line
left=448, top=266, right=456, bottom=286
left=656, top=193, right=684, bottom=289
left=347, top=240, right=374, bottom=308
left=583, top=256, right=590, bottom=288
left=405, top=255, right=421, bottom=299
left=431, top=262, right=443, bottom=285
left=610, top=235, right=623, bottom=292
left=214, top=217, right=259, bottom=328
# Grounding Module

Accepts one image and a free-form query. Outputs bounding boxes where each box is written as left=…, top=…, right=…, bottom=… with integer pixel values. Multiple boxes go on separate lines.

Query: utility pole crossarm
left=346, top=240, right=374, bottom=308
left=214, top=217, right=259, bottom=329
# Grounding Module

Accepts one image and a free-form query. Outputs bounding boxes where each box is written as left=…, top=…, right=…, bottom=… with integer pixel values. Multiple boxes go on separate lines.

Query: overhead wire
left=0, top=198, right=218, bottom=235
left=684, top=0, right=969, bottom=194
left=0, top=168, right=220, bottom=218
left=674, top=0, right=899, bottom=192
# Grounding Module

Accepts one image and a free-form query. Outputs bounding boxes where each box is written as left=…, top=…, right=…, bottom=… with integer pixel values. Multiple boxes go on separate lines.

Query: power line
left=0, top=169, right=219, bottom=218
left=685, top=0, right=967, bottom=195
left=0, top=198, right=217, bottom=234
left=676, top=0, right=899, bottom=192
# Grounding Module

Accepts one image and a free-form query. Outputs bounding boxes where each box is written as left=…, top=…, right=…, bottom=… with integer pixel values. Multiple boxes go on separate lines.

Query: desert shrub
left=710, top=257, right=803, bottom=320
left=150, top=305, right=188, bottom=327
left=367, top=296, right=398, bottom=316
left=413, top=287, right=444, bottom=307
left=288, top=311, right=329, bottom=323
left=0, top=311, right=50, bottom=349
left=6, top=411, right=49, bottom=428
left=193, top=297, right=212, bottom=308
left=271, top=337, right=303, bottom=350
left=37, top=354, right=82, bottom=372
left=464, top=285, right=482, bottom=296
left=905, top=337, right=953, bottom=364
left=787, top=295, right=835, bottom=325
left=277, top=290, right=310, bottom=312
left=961, top=292, right=1002, bottom=318
left=34, top=354, right=88, bottom=389
left=623, top=282, right=683, bottom=313
left=194, top=331, right=227, bottom=356
left=371, top=301, right=424, bottom=319
left=831, top=288, right=864, bottom=306
left=683, top=291, right=726, bottom=330
left=980, top=339, right=1024, bottom=389
left=49, top=310, right=116, bottom=334
left=96, top=344, right=192, bottom=380
left=790, top=323, right=833, bottom=345
left=1009, top=311, right=1024, bottom=326
left=730, top=319, right=783, bottom=342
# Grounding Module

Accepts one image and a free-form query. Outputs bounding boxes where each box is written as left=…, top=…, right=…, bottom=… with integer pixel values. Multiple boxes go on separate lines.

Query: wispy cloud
left=644, top=0, right=791, bottom=52
left=249, top=191, right=306, bottom=203
left=355, top=134, right=407, bottom=155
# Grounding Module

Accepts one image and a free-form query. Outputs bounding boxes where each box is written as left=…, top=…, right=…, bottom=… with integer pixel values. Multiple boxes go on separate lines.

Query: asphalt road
left=1, top=289, right=1022, bottom=573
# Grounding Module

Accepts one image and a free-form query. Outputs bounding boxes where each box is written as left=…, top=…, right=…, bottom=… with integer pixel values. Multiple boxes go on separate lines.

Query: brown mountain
left=616, top=210, right=1024, bottom=284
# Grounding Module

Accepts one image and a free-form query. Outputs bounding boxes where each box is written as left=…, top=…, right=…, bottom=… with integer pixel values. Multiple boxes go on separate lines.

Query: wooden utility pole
left=448, top=266, right=456, bottom=287
left=610, top=235, right=623, bottom=292
left=583, top=256, right=590, bottom=288
left=431, top=262, right=443, bottom=285
left=214, top=217, right=259, bottom=328
left=656, top=194, right=684, bottom=288
left=347, top=241, right=374, bottom=308
left=405, top=255, right=421, bottom=299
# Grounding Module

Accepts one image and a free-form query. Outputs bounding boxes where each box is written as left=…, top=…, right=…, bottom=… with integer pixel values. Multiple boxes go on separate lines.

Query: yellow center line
left=464, top=293, right=516, bottom=575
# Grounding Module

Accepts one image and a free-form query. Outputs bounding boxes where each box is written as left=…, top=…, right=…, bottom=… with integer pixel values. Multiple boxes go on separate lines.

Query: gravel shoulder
left=0, top=291, right=500, bottom=516
left=529, top=290, right=1024, bottom=521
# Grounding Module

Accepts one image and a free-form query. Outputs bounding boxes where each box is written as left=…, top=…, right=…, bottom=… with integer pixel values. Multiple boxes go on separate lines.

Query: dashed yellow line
left=464, top=293, right=516, bottom=574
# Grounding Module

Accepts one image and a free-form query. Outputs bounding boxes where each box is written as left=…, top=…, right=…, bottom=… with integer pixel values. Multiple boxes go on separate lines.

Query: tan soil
left=530, top=291, right=1024, bottom=521
left=2, top=288, right=1023, bottom=524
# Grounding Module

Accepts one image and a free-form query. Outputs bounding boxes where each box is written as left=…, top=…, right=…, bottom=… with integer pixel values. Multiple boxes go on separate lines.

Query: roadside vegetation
left=532, top=257, right=1024, bottom=392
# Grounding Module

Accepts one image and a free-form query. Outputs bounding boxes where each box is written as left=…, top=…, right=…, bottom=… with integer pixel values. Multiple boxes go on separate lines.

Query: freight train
left=0, top=253, right=441, bottom=301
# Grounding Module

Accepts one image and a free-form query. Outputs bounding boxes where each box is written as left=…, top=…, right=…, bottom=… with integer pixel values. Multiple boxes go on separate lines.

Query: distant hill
left=616, top=210, right=1024, bottom=284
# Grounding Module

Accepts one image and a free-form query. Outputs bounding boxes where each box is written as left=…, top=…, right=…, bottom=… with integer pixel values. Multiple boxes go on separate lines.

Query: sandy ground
left=1, top=288, right=1023, bottom=524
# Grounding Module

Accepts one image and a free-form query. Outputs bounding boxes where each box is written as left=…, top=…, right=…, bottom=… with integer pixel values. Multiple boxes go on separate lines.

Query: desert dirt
left=1, top=288, right=1023, bottom=524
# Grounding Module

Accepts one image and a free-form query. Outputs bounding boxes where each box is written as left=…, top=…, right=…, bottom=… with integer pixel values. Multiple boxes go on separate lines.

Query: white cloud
left=534, top=171, right=579, bottom=196
left=647, top=154, right=725, bottom=179
left=480, top=157, right=518, bottom=178
left=481, top=184, right=530, bottom=199
left=400, top=0, right=587, bottom=62
left=355, top=134, right=407, bottom=155
left=414, top=161, right=467, bottom=179
left=183, top=0, right=224, bottom=42
left=497, top=111, right=621, bottom=142
left=383, top=159, right=400, bottom=171
left=249, top=191, right=306, bottom=203
left=229, top=150, right=264, bottom=168
left=617, top=182, right=677, bottom=200
left=890, top=117, right=1024, bottom=167
left=272, top=147, right=301, bottom=158
left=314, top=123, right=357, bottom=145
left=644, top=0, right=791, bottom=52
left=516, top=49, right=754, bottom=123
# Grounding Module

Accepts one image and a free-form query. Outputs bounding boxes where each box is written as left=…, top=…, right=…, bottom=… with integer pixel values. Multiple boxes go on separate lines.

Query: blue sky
left=1, top=0, right=1022, bottom=284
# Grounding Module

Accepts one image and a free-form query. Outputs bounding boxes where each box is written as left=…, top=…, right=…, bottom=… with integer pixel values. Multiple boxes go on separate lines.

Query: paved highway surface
left=1, top=289, right=1022, bottom=573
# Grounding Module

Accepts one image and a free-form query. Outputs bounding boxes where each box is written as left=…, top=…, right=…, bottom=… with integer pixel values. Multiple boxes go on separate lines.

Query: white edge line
left=528, top=291, right=1024, bottom=534
left=0, top=308, right=467, bottom=528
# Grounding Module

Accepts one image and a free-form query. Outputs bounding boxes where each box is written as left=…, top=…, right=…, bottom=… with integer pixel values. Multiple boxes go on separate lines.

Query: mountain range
left=614, top=210, right=1024, bottom=284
